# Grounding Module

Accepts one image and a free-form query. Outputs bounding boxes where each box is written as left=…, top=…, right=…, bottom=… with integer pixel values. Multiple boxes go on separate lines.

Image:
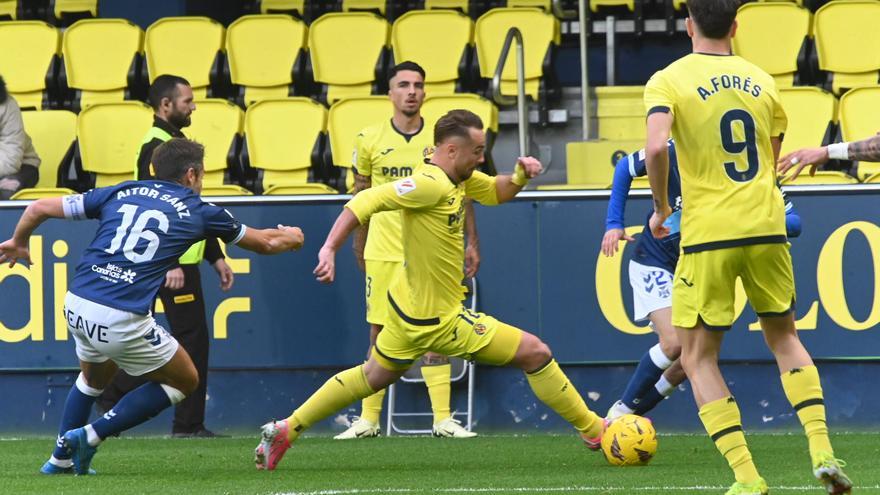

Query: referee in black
left=97, top=75, right=233, bottom=437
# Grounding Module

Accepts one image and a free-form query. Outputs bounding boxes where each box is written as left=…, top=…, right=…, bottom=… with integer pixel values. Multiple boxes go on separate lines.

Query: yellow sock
left=360, top=388, right=386, bottom=425
left=421, top=363, right=452, bottom=423
left=525, top=359, right=601, bottom=437
left=286, top=365, right=374, bottom=441
left=781, top=365, right=833, bottom=461
left=699, top=396, right=761, bottom=484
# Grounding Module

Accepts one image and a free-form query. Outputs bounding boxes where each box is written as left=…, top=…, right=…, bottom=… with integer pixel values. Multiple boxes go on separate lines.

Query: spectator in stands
left=97, top=75, right=233, bottom=438
left=0, top=76, right=40, bottom=200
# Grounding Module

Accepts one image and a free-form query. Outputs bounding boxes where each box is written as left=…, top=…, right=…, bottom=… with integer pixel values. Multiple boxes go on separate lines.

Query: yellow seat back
left=733, top=3, right=810, bottom=89
left=309, top=13, right=390, bottom=103
left=839, top=86, right=880, bottom=142
left=55, top=0, right=97, bottom=19
left=327, top=96, right=394, bottom=169
left=565, top=140, right=642, bottom=187
left=392, top=10, right=473, bottom=95
left=425, top=0, right=469, bottom=12
left=263, top=183, right=339, bottom=195
left=0, top=1, right=16, bottom=19
left=186, top=99, right=243, bottom=185
left=10, top=187, right=77, bottom=200
left=259, top=0, right=304, bottom=14
left=199, top=184, right=252, bottom=196
left=0, top=21, right=59, bottom=109
left=422, top=94, right=499, bottom=133
left=781, top=170, right=858, bottom=185
left=778, top=87, right=836, bottom=156
left=814, top=0, right=880, bottom=93
left=226, top=15, right=308, bottom=106
left=62, top=19, right=143, bottom=107
left=244, top=98, right=326, bottom=187
left=21, top=110, right=77, bottom=188
left=342, top=0, right=386, bottom=14
left=76, top=102, right=153, bottom=187
left=145, top=17, right=225, bottom=94
left=590, top=0, right=636, bottom=12
left=596, top=86, right=646, bottom=140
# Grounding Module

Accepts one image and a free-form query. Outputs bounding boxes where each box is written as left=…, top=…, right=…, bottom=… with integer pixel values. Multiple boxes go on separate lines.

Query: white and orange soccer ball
left=600, top=414, right=658, bottom=466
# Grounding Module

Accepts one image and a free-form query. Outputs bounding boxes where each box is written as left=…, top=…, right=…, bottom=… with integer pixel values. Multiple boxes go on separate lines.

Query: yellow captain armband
left=511, top=163, right=529, bottom=187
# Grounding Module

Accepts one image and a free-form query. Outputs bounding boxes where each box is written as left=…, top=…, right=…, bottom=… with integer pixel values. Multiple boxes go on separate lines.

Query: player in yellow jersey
left=333, top=62, right=480, bottom=440
left=254, top=110, right=606, bottom=471
left=643, top=1, right=851, bottom=494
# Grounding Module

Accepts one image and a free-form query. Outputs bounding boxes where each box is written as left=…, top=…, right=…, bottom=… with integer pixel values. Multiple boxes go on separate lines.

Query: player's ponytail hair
left=151, top=138, right=205, bottom=183
left=434, top=109, right=484, bottom=145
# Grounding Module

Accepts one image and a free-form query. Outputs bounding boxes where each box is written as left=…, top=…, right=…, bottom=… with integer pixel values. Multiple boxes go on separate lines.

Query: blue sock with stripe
left=634, top=374, right=677, bottom=415
left=51, top=373, right=102, bottom=464
left=90, top=382, right=174, bottom=441
left=621, top=344, right=673, bottom=411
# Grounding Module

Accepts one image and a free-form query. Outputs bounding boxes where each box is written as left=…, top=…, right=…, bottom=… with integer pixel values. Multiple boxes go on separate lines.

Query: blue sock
left=621, top=344, right=673, bottom=411
left=51, top=374, right=102, bottom=462
left=90, top=382, right=174, bottom=441
left=634, top=374, right=678, bottom=415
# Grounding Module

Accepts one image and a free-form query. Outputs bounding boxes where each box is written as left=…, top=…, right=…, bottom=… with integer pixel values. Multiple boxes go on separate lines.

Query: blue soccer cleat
left=40, top=459, right=97, bottom=475
left=61, top=428, right=98, bottom=475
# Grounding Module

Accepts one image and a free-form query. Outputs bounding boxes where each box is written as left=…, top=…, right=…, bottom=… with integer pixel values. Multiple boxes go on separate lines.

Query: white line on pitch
left=275, top=486, right=880, bottom=495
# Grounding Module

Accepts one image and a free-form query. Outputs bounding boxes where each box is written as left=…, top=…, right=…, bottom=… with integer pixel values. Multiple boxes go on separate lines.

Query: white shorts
left=65, top=292, right=179, bottom=376
left=628, top=260, right=673, bottom=322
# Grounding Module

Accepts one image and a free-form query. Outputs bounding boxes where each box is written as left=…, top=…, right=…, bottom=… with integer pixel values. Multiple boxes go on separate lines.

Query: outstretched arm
left=494, top=157, right=543, bottom=203
left=778, top=133, right=880, bottom=179
left=645, top=112, right=673, bottom=239
left=314, top=208, right=361, bottom=283
left=0, top=197, right=64, bottom=266
left=236, top=225, right=304, bottom=255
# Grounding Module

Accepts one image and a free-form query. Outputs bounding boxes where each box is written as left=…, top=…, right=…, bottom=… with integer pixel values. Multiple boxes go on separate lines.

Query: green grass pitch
left=2, top=433, right=878, bottom=494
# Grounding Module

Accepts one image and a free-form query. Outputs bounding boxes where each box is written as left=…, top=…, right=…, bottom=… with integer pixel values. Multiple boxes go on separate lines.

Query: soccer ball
left=600, top=414, right=658, bottom=466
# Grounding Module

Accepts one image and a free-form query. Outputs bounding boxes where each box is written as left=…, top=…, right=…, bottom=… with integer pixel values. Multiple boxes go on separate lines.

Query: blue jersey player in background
left=0, top=139, right=304, bottom=475
left=600, top=140, right=802, bottom=421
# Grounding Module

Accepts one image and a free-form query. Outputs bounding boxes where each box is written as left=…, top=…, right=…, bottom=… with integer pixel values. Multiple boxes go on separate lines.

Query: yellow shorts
left=672, top=242, right=795, bottom=330
left=364, top=260, right=402, bottom=326
left=373, top=300, right=522, bottom=371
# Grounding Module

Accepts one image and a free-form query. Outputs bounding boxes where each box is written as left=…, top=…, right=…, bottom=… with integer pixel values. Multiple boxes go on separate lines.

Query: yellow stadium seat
left=185, top=99, right=244, bottom=187
left=61, top=19, right=143, bottom=110
left=0, top=1, right=16, bottom=19
left=422, top=93, right=498, bottom=172
left=596, top=86, right=645, bottom=140
left=0, top=21, right=59, bottom=110
left=10, top=187, right=76, bottom=199
left=475, top=8, right=560, bottom=101
left=76, top=102, right=153, bottom=188
left=327, top=96, right=393, bottom=192
left=226, top=15, right=307, bottom=107
left=21, top=110, right=76, bottom=189
left=258, top=0, right=304, bottom=15
left=508, top=0, right=550, bottom=9
left=630, top=176, right=650, bottom=189
left=54, top=0, right=97, bottom=20
left=391, top=10, right=473, bottom=95
left=672, top=0, right=685, bottom=10
left=145, top=17, right=225, bottom=100
left=565, top=139, right=642, bottom=188
left=814, top=1, right=880, bottom=94
left=199, top=184, right=253, bottom=196
left=838, top=86, right=880, bottom=143
left=733, top=3, right=810, bottom=89
left=864, top=172, right=880, bottom=183
left=263, top=183, right=339, bottom=195
left=243, top=98, right=327, bottom=193
left=781, top=170, right=857, bottom=185
left=343, top=0, right=386, bottom=14
left=778, top=87, right=836, bottom=157
left=591, top=0, right=635, bottom=11
left=309, top=13, right=390, bottom=104
left=425, top=0, right=469, bottom=12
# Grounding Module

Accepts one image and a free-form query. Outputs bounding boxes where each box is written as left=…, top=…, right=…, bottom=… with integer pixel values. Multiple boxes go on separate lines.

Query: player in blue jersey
left=601, top=140, right=802, bottom=420
left=0, top=139, right=304, bottom=475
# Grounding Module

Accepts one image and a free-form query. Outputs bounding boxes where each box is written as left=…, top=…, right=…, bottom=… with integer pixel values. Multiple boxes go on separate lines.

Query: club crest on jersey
left=473, top=323, right=487, bottom=335
left=395, top=178, right=417, bottom=196
left=423, top=146, right=435, bottom=158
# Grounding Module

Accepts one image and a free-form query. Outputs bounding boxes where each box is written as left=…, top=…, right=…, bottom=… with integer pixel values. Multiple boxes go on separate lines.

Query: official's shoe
left=40, top=460, right=96, bottom=475
left=333, top=417, right=380, bottom=440
left=582, top=418, right=610, bottom=451
left=61, top=428, right=98, bottom=475
left=255, top=420, right=291, bottom=471
left=432, top=417, right=477, bottom=438
left=724, top=478, right=769, bottom=495
left=813, top=452, right=853, bottom=494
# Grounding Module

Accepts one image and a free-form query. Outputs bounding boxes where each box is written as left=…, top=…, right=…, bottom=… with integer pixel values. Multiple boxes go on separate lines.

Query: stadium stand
left=781, top=170, right=858, bottom=184
left=184, top=99, right=244, bottom=188
left=257, top=0, right=305, bottom=16
left=813, top=0, right=880, bottom=94
left=225, top=14, right=308, bottom=107
left=474, top=7, right=560, bottom=104
left=391, top=9, right=473, bottom=94
left=564, top=139, right=642, bottom=189
left=838, top=85, right=880, bottom=181
left=241, top=97, right=328, bottom=194
left=732, top=2, right=810, bottom=89
left=326, top=95, right=393, bottom=191
left=60, top=18, right=143, bottom=111
left=422, top=93, right=498, bottom=173
left=508, top=0, right=551, bottom=9
left=342, top=0, right=386, bottom=15
left=198, top=184, right=253, bottom=195
left=0, top=0, right=15, bottom=20
left=591, top=0, right=643, bottom=36
left=0, top=21, right=59, bottom=110
left=263, top=182, right=339, bottom=194
left=595, top=86, right=646, bottom=140
left=53, top=0, right=97, bottom=25
left=307, top=12, right=390, bottom=104
left=424, top=0, right=470, bottom=13
left=20, top=109, right=76, bottom=188
left=778, top=87, right=836, bottom=157
left=145, top=17, right=225, bottom=100
left=74, top=101, right=153, bottom=189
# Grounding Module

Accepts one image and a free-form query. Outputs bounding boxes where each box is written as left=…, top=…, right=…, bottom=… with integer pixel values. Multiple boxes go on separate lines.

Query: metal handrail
left=578, top=0, right=590, bottom=139
left=491, top=27, right=529, bottom=157
left=551, top=0, right=578, bottom=19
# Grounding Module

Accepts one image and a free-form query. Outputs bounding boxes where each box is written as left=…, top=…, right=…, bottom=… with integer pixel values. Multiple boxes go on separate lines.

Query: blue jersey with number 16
left=63, top=180, right=246, bottom=315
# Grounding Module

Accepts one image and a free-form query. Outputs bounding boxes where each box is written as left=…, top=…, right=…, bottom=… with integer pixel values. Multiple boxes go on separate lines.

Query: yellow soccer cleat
left=724, top=478, right=768, bottom=495
left=813, top=452, right=853, bottom=494
left=432, top=417, right=477, bottom=438
left=333, top=417, right=381, bottom=440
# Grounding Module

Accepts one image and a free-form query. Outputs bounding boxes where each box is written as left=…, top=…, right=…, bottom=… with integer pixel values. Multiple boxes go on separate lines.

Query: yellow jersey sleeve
left=346, top=173, right=447, bottom=225
left=769, top=86, right=787, bottom=138
left=353, top=128, right=374, bottom=177
left=464, top=170, right=499, bottom=206
left=644, top=70, right=676, bottom=117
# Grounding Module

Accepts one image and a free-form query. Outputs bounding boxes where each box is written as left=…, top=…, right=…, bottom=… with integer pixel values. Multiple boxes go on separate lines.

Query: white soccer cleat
left=333, top=417, right=380, bottom=440
left=605, top=400, right=634, bottom=421
left=432, top=417, right=477, bottom=438
left=813, top=452, right=853, bottom=494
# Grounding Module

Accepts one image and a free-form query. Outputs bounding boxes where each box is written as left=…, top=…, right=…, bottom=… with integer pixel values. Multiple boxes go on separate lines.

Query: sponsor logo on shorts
left=473, top=323, right=487, bottom=335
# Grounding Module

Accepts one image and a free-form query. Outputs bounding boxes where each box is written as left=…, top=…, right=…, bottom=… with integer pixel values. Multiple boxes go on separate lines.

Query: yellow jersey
left=353, top=118, right=435, bottom=262
left=644, top=53, right=788, bottom=253
left=346, top=165, right=498, bottom=321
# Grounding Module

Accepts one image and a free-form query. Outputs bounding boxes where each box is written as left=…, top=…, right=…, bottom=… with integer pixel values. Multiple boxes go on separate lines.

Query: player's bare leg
left=761, top=314, right=851, bottom=494
left=335, top=323, right=385, bottom=439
